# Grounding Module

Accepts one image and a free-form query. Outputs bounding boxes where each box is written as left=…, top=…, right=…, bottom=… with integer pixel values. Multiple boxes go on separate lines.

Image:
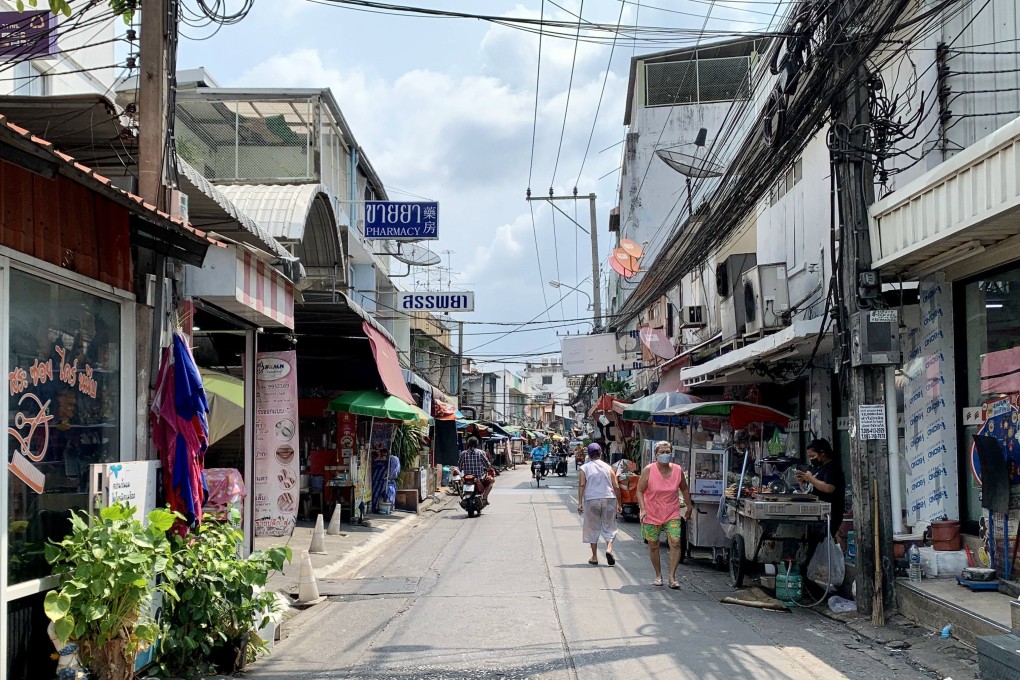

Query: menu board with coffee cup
left=254, top=351, right=300, bottom=536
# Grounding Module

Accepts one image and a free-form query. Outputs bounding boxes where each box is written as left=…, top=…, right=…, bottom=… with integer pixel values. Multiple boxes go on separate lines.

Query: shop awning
left=363, top=321, right=416, bottom=406
left=184, top=243, right=295, bottom=329
left=870, top=115, right=1020, bottom=275
left=651, top=400, right=792, bottom=429
left=588, top=395, right=630, bottom=418
left=680, top=317, right=833, bottom=387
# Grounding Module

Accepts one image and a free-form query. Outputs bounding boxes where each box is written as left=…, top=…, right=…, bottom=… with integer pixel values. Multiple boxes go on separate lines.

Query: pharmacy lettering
left=902, top=279, right=959, bottom=523
left=7, top=343, right=102, bottom=494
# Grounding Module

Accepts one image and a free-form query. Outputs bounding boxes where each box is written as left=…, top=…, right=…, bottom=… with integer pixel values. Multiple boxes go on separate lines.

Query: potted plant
left=43, top=502, right=176, bottom=680
left=152, top=510, right=291, bottom=677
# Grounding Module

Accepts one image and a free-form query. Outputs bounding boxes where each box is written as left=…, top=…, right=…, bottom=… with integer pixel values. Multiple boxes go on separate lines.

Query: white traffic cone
left=295, top=550, right=321, bottom=604
left=308, top=514, right=327, bottom=554
left=326, top=505, right=342, bottom=535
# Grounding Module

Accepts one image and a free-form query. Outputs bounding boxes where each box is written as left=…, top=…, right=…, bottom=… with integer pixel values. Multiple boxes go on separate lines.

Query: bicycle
left=530, top=462, right=545, bottom=488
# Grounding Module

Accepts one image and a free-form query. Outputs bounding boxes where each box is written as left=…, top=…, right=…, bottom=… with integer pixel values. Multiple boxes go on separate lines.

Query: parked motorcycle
left=615, top=459, right=640, bottom=522
left=460, top=474, right=486, bottom=518
left=446, top=467, right=463, bottom=496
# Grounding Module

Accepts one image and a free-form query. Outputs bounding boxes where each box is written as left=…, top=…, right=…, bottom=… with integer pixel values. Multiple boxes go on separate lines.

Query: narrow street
left=247, top=467, right=933, bottom=680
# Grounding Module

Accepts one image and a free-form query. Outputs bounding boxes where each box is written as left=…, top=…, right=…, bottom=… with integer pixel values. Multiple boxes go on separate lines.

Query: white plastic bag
left=827, top=595, right=857, bottom=613
left=808, top=536, right=846, bottom=588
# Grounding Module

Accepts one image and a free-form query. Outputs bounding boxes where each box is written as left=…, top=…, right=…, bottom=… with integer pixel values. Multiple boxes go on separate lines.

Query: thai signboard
left=0, top=12, right=57, bottom=58
left=902, top=279, right=959, bottom=523
left=364, top=201, right=438, bottom=240
left=254, top=351, right=300, bottom=536
left=397, top=291, right=474, bottom=312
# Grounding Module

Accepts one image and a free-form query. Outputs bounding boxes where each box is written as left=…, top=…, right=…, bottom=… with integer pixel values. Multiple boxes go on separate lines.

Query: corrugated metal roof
left=217, top=183, right=331, bottom=241
left=176, top=156, right=292, bottom=260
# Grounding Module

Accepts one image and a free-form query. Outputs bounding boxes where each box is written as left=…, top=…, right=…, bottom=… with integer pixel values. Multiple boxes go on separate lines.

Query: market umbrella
left=327, top=390, right=420, bottom=421
left=622, top=391, right=700, bottom=423
left=198, top=369, right=244, bottom=445
left=151, top=331, right=210, bottom=528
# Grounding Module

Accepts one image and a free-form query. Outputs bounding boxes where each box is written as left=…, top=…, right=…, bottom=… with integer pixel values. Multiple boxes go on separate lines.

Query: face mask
left=809, top=457, right=822, bottom=468
left=656, top=453, right=672, bottom=465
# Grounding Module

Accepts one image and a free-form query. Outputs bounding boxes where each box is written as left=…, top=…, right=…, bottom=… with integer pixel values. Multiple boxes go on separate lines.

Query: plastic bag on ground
left=828, top=595, right=857, bottom=613
left=808, top=536, right=846, bottom=588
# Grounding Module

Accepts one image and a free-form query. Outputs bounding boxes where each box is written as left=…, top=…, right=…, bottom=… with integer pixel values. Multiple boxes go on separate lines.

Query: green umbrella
left=327, top=390, right=421, bottom=422
left=199, top=369, right=244, bottom=445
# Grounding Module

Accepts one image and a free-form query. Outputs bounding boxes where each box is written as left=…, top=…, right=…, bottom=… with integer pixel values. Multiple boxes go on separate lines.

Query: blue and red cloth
left=151, top=331, right=209, bottom=530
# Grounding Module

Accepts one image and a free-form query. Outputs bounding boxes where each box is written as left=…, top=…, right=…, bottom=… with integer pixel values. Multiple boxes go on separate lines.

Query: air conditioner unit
left=741, top=264, right=790, bottom=335
left=721, top=295, right=738, bottom=341
left=715, top=253, right=757, bottom=299
left=681, top=305, right=705, bottom=328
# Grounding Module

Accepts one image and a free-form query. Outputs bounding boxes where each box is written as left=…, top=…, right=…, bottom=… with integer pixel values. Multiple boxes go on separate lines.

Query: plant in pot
left=43, top=502, right=177, bottom=680
left=151, top=510, right=291, bottom=677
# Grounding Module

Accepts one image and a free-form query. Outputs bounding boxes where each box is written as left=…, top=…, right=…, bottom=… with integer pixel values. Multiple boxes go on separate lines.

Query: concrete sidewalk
left=257, top=492, right=457, bottom=607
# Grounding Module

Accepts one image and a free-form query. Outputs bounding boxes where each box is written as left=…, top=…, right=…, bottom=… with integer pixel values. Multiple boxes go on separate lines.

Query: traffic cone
left=326, top=505, right=342, bottom=535
left=295, top=550, right=321, bottom=604
left=308, top=514, right=327, bottom=554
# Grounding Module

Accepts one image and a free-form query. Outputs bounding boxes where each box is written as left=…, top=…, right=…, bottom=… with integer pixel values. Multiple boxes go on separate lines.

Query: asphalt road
left=246, top=466, right=936, bottom=680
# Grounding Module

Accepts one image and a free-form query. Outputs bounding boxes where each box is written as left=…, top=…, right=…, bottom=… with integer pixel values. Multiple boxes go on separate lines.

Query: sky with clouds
left=177, top=0, right=763, bottom=367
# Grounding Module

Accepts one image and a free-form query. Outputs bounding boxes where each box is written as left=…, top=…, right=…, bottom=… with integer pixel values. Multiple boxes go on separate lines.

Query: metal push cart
left=652, top=401, right=830, bottom=586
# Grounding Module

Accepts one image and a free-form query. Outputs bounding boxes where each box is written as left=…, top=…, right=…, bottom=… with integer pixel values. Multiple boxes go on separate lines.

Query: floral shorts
left=641, top=518, right=683, bottom=542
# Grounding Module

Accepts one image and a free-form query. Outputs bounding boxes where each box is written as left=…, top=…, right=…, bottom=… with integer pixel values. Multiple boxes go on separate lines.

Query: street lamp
left=549, top=280, right=593, bottom=311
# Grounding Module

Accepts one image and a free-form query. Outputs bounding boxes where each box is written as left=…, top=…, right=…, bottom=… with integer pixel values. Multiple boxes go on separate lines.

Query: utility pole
left=526, top=191, right=602, bottom=329
left=456, top=320, right=464, bottom=406
left=139, top=0, right=171, bottom=208
left=833, top=36, right=894, bottom=617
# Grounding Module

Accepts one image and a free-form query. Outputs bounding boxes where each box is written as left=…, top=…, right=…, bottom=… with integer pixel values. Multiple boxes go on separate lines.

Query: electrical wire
left=549, top=0, right=585, bottom=189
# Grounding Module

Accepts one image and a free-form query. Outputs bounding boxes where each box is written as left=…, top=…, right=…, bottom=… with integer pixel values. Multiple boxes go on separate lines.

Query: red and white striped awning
left=185, top=245, right=295, bottom=329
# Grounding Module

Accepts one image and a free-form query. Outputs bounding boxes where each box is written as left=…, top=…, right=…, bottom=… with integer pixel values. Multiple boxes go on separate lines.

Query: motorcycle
left=547, top=453, right=568, bottom=477
left=530, top=458, right=547, bottom=488
left=460, top=474, right=486, bottom=518
left=574, top=450, right=585, bottom=470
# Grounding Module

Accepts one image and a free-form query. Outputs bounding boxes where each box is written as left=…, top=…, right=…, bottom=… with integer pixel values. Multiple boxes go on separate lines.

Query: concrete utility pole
left=139, top=0, right=171, bottom=208
left=525, top=192, right=602, bottom=329
left=833, top=66, right=894, bottom=617
left=456, top=320, right=465, bottom=406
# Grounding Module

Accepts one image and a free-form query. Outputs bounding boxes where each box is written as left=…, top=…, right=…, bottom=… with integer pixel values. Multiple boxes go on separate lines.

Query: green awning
left=621, top=392, right=700, bottom=423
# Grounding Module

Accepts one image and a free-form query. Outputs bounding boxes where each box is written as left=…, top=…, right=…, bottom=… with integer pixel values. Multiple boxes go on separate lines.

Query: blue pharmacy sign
left=363, top=201, right=439, bottom=240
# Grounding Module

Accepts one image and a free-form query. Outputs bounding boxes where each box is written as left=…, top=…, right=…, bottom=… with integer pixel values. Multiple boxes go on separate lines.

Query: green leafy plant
left=152, top=511, right=291, bottom=677
left=601, top=378, right=633, bottom=399
left=43, top=503, right=176, bottom=680
left=392, top=422, right=426, bottom=472
left=16, top=0, right=136, bottom=23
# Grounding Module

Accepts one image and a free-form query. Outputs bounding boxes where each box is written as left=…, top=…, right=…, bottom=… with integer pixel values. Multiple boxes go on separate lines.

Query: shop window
left=7, top=269, right=121, bottom=586
left=961, top=267, right=1020, bottom=522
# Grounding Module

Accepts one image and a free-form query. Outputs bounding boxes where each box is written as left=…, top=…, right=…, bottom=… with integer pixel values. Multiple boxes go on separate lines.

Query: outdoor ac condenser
left=741, top=264, right=790, bottom=335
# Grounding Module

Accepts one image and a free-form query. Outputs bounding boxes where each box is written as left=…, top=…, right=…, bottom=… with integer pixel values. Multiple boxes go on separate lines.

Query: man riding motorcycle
left=458, top=436, right=494, bottom=505
left=530, top=443, right=548, bottom=479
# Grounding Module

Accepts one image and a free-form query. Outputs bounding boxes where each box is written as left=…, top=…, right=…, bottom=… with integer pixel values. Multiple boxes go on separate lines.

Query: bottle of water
left=908, top=543, right=921, bottom=583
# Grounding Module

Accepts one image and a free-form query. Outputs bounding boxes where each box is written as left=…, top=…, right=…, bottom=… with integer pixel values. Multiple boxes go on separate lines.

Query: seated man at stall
left=795, top=438, right=846, bottom=537
left=459, top=436, right=494, bottom=504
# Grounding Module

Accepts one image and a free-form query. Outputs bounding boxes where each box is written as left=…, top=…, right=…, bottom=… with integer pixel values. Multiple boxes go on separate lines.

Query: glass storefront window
left=961, top=265, right=1020, bottom=523
left=7, top=269, right=121, bottom=585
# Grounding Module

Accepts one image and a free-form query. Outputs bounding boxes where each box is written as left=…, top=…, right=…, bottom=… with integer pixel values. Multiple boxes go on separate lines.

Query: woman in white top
left=578, top=443, right=622, bottom=565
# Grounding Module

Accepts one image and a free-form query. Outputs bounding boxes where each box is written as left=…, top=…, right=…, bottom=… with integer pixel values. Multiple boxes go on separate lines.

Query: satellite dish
left=655, top=149, right=724, bottom=179
left=620, top=238, right=644, bottom=259
left=381, top=240, right=441, bottom=267
left=612, top=248, right=639, bottom=273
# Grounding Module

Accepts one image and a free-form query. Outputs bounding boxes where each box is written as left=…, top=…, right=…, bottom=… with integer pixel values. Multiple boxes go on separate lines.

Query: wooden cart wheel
left=729, top=535, right=747, bottom=587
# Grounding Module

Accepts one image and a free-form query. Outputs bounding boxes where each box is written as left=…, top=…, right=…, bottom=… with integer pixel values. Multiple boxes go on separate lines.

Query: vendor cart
left=652, top=401, right=829, bottom=586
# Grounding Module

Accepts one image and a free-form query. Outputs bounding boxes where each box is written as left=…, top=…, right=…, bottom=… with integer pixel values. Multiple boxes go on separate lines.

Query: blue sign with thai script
left=364, top=201, right=438, bottom=240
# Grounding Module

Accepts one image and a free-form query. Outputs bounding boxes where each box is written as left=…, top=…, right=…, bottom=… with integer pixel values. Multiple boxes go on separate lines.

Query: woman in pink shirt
left=637, top=441, right=693, bottom=589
